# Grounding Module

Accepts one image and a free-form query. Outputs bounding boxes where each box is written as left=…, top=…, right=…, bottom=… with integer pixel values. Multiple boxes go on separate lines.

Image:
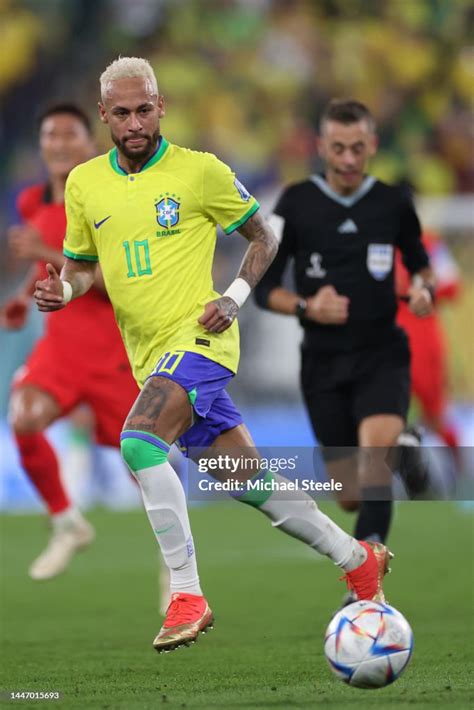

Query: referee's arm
left=255, top=215, right=348, bottom=325
left=397, top=189, right=436, bottom=315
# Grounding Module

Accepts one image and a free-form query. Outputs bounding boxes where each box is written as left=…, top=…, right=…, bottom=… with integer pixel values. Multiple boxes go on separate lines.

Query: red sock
left=438, top=426, right=461, bottom=472
left=15, top=432, right=70, bottom=514
left=439, top=426, right=459, bottom=450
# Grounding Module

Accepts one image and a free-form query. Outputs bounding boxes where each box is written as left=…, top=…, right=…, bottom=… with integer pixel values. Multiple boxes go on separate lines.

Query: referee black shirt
left=255, top=174, right=429, bottom=351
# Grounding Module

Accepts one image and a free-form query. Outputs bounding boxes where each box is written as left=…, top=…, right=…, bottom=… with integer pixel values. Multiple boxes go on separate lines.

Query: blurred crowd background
left=0, top=0, right=472, bottom=508
left=1, top=0, right=473, bottom=194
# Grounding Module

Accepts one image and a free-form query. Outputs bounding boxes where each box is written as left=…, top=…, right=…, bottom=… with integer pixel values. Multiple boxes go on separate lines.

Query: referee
left=255, top=99, right=434, bottom=545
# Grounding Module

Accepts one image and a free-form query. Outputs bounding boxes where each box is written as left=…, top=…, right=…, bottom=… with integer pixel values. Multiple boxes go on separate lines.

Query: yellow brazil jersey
left=63, top=138, right=259, bottom=387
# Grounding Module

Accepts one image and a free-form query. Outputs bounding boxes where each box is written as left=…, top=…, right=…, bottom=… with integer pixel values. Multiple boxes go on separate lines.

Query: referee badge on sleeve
left=367, top=243, right=394, bottom=280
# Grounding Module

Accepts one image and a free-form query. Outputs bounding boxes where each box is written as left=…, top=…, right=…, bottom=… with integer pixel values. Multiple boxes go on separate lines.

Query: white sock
left=52, top=507, right=84, bottom=531
left=258, top=474, right=366, bottom=571
left=135, top=461, right=202, bottom=596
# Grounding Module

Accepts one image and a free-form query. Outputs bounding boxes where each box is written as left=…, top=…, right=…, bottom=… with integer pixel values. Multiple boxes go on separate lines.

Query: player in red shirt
left=1, top=104, right=139, bottom=579
left=396, top=229, right=461, bottom=452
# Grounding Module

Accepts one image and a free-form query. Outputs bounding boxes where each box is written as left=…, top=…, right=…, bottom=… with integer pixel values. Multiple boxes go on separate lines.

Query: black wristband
left=295, top=298, right=307, bottom=321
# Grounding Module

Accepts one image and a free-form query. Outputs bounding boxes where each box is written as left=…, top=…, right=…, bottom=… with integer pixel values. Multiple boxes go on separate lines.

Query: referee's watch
left=295, top=298, right=308, bottom=321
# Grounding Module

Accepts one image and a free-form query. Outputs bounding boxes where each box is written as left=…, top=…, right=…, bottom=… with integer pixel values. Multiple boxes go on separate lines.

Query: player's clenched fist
left=198, top=297, right=239, bottom=333
left=306, top=284, right=349, bottom=325
left=34, top=263, right=67, bottom=312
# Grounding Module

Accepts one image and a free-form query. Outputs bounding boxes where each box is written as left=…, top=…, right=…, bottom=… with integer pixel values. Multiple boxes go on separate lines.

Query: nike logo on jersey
left=338, top=218, right=358, bottom=234
left=94, top=215, right=112, bottom=229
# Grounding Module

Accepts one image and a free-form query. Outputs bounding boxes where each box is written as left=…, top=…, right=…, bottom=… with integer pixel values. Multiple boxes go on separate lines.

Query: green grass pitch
left=1, top=502, right=473, bottom=709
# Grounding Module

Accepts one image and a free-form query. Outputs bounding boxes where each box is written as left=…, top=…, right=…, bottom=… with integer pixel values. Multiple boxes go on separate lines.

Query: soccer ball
left=324, top=600, right=413, bottom=689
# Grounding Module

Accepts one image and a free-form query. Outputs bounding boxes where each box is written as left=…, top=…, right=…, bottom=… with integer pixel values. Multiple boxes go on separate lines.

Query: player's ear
left=157, top=95, right=165, bottom=118
left=316, top=135, right=326, bottom=159
left=98, top=102, right=108, bottom=124
left=368, top=132, right=378, bottom=157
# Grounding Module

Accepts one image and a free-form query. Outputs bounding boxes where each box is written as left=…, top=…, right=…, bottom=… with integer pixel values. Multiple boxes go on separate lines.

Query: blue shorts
left=147, top=351, right=243, bottom=456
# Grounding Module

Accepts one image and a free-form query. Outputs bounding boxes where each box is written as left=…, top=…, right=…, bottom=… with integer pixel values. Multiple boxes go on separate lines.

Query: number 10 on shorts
left=154, top=351, right=185, bottom=376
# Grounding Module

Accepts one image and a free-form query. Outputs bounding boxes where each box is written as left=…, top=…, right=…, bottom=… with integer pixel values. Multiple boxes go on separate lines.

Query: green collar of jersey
left=108, top=137, right=169, bottom=175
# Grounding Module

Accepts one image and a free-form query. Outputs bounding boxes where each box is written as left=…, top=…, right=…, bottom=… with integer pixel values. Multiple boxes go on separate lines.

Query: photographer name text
left=197, top=478, right=343, bottom=492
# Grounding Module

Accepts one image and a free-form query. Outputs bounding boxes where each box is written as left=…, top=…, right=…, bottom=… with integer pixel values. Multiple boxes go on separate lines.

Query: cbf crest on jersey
left=367, top=244, right=394, bottom=280
left=155, top=195, right=180, bottom=229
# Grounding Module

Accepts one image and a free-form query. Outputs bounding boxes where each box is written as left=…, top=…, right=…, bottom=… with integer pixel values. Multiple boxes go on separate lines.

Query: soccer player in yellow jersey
left=34, top=57, right=393, bottom=654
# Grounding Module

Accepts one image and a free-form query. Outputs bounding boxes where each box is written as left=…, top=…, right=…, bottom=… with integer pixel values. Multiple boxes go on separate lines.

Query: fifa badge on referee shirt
left=367, top=243, right=394, bottom=280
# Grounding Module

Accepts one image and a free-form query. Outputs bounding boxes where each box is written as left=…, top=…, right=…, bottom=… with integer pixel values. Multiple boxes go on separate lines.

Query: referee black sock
left=353, top=486, right=393, bottom=543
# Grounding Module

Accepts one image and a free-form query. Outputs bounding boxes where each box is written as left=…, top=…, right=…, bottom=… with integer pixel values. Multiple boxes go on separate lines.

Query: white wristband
left=61, top=280, right=73, bottom=304
left=223, top=278, right=251, bottom=308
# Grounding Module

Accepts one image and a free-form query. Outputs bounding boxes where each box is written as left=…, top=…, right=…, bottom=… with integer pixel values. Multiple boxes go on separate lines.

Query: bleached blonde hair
left=99, top=57, right=158, bottom=100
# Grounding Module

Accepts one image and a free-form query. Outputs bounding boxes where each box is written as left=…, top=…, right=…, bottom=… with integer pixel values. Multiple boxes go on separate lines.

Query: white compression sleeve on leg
left=258, top=474, right=366, bottom=571
left=136, top=462, right=202, bottom=596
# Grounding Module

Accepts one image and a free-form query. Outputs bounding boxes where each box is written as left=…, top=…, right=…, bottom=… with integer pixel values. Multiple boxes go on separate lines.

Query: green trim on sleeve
left=223, top=201, right=260, bottom=235
left=63, top=248, right=99, bottom=262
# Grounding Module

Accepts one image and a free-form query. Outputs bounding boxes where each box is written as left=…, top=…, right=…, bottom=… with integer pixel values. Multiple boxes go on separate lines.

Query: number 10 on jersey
left=123, top=239, right=152, bottom=277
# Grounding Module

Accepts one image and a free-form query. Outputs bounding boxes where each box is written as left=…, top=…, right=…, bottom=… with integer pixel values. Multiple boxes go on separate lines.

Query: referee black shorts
left=300, top=328, right=410, bottom=452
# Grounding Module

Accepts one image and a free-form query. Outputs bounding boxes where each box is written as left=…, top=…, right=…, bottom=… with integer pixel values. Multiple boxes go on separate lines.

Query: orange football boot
left=341, top=541, right=394, bottom=603
left=153, top=592, right=214, bottom=653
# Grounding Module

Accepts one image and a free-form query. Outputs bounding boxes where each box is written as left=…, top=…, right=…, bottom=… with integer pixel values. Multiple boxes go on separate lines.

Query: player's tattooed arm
left=34, top=258, right=97, bottom=312
left=236, top=211, right=279, bottom=289
left=198, top=212, right=278, bottom=333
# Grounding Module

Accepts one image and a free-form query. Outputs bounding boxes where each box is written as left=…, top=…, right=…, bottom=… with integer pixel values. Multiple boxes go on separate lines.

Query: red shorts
left=12, top=335, right=139, bottom=447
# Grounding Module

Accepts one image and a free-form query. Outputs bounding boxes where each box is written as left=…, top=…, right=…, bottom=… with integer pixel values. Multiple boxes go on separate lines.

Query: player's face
left=318, top=120, right=377, bottom=195
left=99, top=77, right=165, bottom=162
left=40, top=114, right=94, bottom=180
